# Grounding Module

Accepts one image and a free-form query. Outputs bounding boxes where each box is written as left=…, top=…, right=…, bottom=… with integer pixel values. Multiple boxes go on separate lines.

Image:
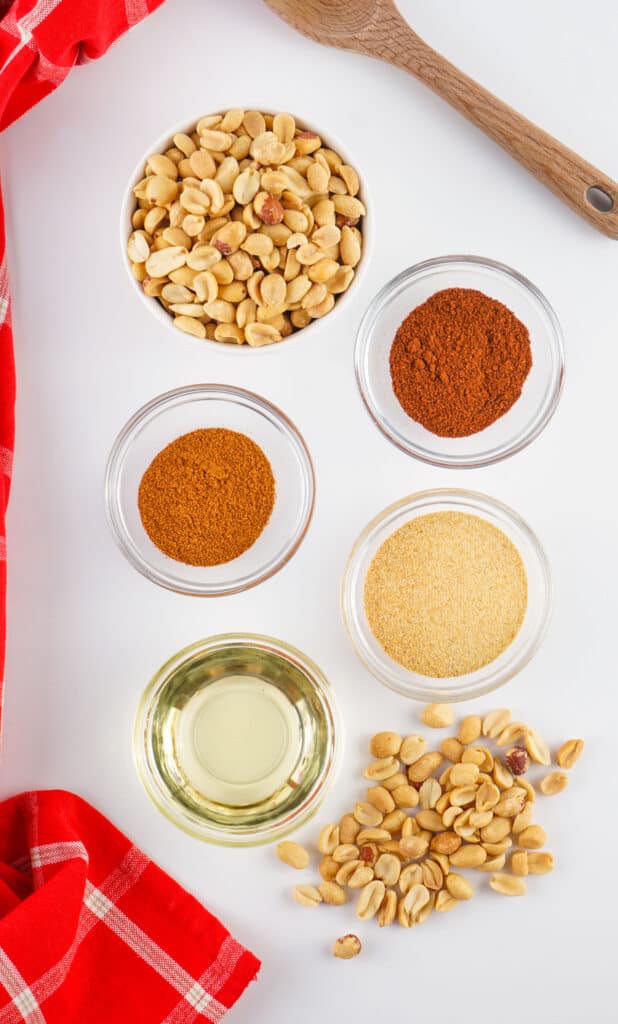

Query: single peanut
left=319, top=856, right=339, bottom=881
left=408, top=751, right=443, bottom=784
left=293, top=884, right=322, bottom=907
left=354, top=880, right=384, bottom=921
left=378, top=889, right=397, bottom=927
left=353, top=802, right=384, bottom=828
left=400, top=734, right=427, bottom=765
left=276, top=841, right=309, bottom=870
left=445, top=873, right=474, bottom=901
left=539, top=771, right=569, bottom=796
left=457, top=715, right=482, bottom=745
left=527, top=852, right=555, bottom=875
left=364, top=756, right=399, bottom=781
left=317, top=824, right=340, bottom=855
left=370, top=732, right=402, bottom=758
left=319, top=881, right=347, bottom=905
left=339, top=814, right=361, bottom=845
left=333, top=934, right=361, bottom=959
left=391, top=785, right=419, bottom=809
left=518, top=825, right=547, bottom=850
left=482, top=708, right=512, bottom=738
left=366, top=786, right=396, bottom=815
left=421, top=703, right=454, bottom=729
left=490, top=873, right=526, bottom=896
left=440, top=737, right=464, bottom=762
left=557, top=738, right=584, bottom=770
left=511, top=851, right=529, bottom=876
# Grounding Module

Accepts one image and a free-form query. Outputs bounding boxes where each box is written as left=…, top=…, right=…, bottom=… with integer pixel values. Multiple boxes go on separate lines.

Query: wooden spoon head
left=263, top=0, right=387, bottom=48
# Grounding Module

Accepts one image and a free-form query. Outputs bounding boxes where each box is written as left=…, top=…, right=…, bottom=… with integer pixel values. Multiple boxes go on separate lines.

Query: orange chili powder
left=138, top=428, right=275, bottom=566
left=389, top=288, right=533, bottom=437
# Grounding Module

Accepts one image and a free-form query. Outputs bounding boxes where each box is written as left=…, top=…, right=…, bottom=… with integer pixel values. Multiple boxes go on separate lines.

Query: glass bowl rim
left=120, top=108, right=373, bottom=354
left=341, top=487, right=553, bottom=702
left=133, top=632, right=343, bottom=846
left=104, top=383, right=315, bottom=596
left=354, top=254, right=566, bottom=469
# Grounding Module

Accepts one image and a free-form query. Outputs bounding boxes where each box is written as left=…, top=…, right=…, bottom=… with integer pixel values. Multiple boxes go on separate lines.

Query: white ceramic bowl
left=120, top=110, right=372, bottom=352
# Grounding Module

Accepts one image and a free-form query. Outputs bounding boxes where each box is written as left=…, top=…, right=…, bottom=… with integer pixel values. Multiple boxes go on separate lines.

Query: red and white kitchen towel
left=0, top=790, right=260, bottom=1022
left=0, top=0, right=172, bottom=731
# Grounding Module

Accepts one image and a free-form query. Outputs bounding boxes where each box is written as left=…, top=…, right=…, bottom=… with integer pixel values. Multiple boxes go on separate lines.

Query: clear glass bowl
left=133, top=634, right=342, bottom=845
left=341, top=489, right=552, bottom=702
left=105, top=384, right=314, bottom=595
left=355, top=256, right=565, bottom=468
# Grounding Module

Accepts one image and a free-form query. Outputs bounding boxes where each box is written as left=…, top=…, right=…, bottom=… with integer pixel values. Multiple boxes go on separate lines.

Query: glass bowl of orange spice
left=355, top=255, right=565, bottom=468
left=105, top=384, right=315, bottom=595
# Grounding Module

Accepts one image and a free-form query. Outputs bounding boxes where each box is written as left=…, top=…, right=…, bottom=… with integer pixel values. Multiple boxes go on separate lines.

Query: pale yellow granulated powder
left=364, top=512, right=528, bottom=678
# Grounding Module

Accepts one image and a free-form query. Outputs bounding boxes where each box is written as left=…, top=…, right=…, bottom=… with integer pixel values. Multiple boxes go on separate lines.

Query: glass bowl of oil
left=134, top=634, right=342, bottom=845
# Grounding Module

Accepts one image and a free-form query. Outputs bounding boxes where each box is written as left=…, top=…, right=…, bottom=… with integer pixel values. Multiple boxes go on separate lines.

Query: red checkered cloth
left=0, top=790, right=260, bottom=1022
left=0, top=0, right=172, bottom=731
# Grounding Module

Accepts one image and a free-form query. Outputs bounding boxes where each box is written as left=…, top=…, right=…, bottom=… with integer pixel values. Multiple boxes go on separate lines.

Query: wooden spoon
left=264, top=0, right=618, bottom=238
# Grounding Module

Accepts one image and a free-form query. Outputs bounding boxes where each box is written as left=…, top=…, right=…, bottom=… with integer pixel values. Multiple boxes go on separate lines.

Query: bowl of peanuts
left=122, top=108, right=369, bottom=349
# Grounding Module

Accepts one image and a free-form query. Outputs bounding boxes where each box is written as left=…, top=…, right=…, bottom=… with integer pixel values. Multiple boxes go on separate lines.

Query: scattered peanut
left=333, top=934, right=361, bottom=959
left=490, top=873, right=526, bottom=896
left=421, top=704, right=454, bottom=729
left=518, top=825, right=547, bottom=850
left=277, top=841, right=309, bottom=869
left=557, top=739, right=584, bottom=770
left=370, top=732, right=402, bottom=758
left=293, top=885, right=322, bottom=907
left=482, top=708, right=511, bottom=738
left=458, top=715, right=482, bottom=745
left=527, top=852, right=555, bottom=875
left=539, top=771, right=569, bottom=796
left=505, top=745, right=530, bottom=776
left=356, top=880, right=386, bottom=920
left=525, top=728, right=551, bottom=766
left=280, top=708, right=582, bottom=950
left=319, top=881, right=347, bottom=905
left=317, top=824, right=340, bottom=855
left=511, top=851, right=529, bottom=876
left=364, top=756, right=400, bottom=781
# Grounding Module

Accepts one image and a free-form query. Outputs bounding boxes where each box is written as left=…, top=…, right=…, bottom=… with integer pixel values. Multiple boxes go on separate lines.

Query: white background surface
left=1, top=1, right=617, bottom=1020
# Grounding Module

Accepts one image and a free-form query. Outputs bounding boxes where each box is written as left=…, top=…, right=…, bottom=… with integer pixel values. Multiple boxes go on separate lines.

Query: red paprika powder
left=389, top=288, right=532, bottom=437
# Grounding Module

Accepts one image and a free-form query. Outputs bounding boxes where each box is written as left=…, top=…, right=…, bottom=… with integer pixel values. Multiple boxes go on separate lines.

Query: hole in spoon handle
left=586, top=185, right=614, bottom=213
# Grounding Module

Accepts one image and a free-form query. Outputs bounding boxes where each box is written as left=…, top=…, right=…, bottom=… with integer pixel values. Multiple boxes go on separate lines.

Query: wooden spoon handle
left=385, top=30, right=618, bottom=238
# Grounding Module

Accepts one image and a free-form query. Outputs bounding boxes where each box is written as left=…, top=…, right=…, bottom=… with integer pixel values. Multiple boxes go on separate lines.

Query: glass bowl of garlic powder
left=341, top=489, right=552, bottom=702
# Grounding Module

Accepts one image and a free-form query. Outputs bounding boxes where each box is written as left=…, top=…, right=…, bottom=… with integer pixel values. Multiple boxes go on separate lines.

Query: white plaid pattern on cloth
left=29, top=842, right=88, bottom=870
left=0, top=949, right=45, bottom=1024
left=0, top=831, right=245, bottom=1024
left=162, top=940, right=244, bottom=1024
left=0, top=0, right=66, bottom=82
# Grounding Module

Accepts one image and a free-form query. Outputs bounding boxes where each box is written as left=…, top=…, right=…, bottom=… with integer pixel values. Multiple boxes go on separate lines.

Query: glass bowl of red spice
left=105, top=384, right=315, bottom=595
left=355, top=256, right=565, bottom=468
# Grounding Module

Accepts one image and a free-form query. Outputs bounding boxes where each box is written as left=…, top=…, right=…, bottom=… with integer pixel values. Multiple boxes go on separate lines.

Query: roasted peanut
left=277, top=841, right=309, bottom=870
left=557, top=738, right=584, bottom=770
left=421, top=703, right=454, bottom=729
